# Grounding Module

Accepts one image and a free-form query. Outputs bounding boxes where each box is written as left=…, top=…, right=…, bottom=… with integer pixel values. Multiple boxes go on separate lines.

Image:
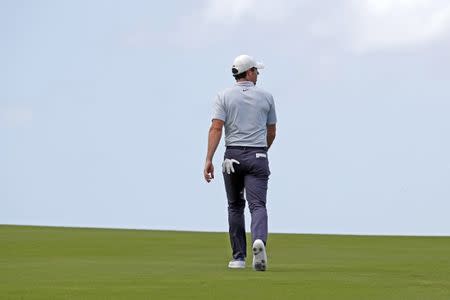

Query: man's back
left=213, top=81, right=277, bottom=147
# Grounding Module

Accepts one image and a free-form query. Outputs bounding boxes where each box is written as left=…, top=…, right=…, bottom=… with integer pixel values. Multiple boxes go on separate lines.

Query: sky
left=2, top=0, right=450, bottom=236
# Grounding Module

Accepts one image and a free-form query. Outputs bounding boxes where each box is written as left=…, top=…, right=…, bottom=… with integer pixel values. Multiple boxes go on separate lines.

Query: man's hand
left=222, top=159, right=240, bottom=174
left=204, top=160, right=214, bottom=183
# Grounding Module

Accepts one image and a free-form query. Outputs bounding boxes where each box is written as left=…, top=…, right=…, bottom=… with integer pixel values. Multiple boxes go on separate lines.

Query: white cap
left=231, top=54, right=265, bottom=75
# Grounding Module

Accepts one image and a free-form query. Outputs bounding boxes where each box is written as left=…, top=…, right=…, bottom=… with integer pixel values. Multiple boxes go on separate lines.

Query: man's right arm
left=266, top=94, right=277, bottom=149
left=204, top=119, right=224, bottom=182
left=267, top=124, right=276, bottom=149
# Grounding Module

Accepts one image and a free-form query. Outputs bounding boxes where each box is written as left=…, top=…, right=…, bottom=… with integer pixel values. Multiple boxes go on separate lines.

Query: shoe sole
left=252, top=240, right=267, bottom=271
left=228, top=265, right=246, bottom=269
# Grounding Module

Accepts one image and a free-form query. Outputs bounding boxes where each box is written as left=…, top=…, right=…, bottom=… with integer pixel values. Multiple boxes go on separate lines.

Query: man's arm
left=267, top=124, right=276, bottom=149
left=204, top=119, right=224, bottom=182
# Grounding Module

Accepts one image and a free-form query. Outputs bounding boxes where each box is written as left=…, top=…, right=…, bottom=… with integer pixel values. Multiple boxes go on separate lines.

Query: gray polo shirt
left=212, top=81, right=277, bottom=147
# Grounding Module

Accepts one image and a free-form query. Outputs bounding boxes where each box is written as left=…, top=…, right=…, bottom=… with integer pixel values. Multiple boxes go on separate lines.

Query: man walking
left=204, top=54, right=277, bottom=271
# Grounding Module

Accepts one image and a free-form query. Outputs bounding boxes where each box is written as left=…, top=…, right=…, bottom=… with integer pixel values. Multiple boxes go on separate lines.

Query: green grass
left=1, top=225, right=449, bottom=299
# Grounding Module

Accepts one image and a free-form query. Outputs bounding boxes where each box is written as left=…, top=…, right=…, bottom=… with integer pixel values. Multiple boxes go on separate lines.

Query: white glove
left=222, top=159, right=240, bottom=174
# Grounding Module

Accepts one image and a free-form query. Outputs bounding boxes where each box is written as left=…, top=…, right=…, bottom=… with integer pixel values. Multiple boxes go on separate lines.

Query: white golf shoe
left=252, top=239, right=267, bottom=271
left=228, top=259, right=246, bottom=269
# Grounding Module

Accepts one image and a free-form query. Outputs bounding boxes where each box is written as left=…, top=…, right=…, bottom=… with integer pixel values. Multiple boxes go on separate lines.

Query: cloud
left=0, top=106, right=33, bottom=128
left=182, top=0, right=450, bottom=53
left=350, top=0, right=450, bottom=53
left=167, top=0, right=303, bottom=49
left=201, top=0, right=296, bottom=24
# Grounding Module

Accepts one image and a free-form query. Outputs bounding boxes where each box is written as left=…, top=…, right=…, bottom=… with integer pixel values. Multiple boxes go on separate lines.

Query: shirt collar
left=235, top=81, right=254, bottom=87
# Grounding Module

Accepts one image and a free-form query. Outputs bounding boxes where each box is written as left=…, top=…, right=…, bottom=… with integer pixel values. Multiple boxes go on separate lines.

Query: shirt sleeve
left=267, top=95, right=277, bottom=125
left=211, top=93, right=226, bottom=122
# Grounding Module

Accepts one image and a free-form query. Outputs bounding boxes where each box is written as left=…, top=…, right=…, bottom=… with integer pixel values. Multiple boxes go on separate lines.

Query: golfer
left=204, top=54, right=277, bottom=271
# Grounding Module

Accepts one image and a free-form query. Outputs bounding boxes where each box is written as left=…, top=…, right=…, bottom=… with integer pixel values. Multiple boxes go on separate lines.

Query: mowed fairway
left=1, top=225, right=449, bottom=299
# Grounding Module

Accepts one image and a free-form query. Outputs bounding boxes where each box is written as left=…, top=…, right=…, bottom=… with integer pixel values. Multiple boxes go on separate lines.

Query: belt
left=226, top=146, right=267, bottom=151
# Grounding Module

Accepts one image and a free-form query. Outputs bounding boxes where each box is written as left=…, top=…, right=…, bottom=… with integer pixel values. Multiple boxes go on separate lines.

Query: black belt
left=226, top=146, right=267, bottom=151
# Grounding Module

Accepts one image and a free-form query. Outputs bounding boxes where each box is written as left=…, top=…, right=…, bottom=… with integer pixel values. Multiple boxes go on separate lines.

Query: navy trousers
left=223, top=147, right=270, bottom=260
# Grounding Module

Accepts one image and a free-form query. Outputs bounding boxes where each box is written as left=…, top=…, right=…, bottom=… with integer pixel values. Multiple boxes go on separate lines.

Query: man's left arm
left=204, top=119, right=224, bottom=182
